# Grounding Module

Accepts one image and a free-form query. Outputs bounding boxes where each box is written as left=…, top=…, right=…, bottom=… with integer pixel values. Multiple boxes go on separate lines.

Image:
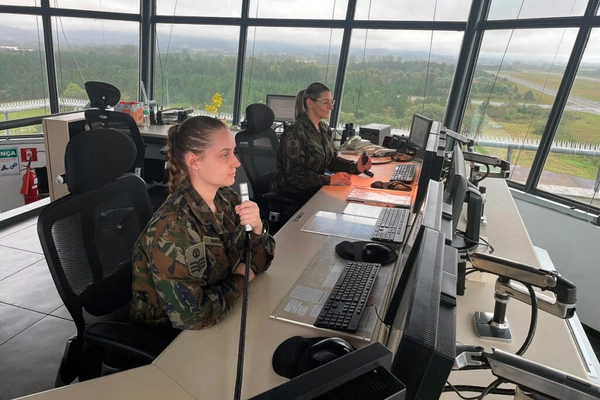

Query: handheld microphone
left=239, top=183, right=253, bottom=232
left=235, top=183, right=254, bottom=400
left=361, top=151, right=374, bottom=177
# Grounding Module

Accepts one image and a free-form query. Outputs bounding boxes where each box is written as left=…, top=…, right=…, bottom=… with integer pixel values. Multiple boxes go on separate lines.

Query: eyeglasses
left=313, top=99, right=336, bottom=107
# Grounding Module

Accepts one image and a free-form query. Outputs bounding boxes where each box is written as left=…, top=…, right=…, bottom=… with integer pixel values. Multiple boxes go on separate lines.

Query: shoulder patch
left=185, top=242, right=207, bottom=278
left=287, top=139, right=300, bottom=157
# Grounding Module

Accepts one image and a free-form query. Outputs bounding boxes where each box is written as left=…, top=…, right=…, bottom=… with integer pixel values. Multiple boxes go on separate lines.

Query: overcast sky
left=1, top=0, right=599, bottom=62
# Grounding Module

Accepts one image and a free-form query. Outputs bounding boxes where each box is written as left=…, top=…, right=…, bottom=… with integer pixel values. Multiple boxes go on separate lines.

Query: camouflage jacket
left=269, top=114, right=359, bottom=202
left=130, top=181, right=275, bottom=330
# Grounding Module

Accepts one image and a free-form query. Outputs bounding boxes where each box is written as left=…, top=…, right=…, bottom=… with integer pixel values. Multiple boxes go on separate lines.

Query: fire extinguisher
left=20, top=159, right=39, bottom=205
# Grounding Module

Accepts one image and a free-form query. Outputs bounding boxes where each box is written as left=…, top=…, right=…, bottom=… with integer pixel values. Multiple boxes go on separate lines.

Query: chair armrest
left=84, top=321, right=176, bottom=364
left=262, top=192, right=299, bottom=205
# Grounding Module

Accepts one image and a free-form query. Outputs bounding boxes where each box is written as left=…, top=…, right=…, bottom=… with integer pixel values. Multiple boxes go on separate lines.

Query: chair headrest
left=65, top=128, right=137, bottom=194
left=85, top=81, right=121, bottom=110
left=245, top=103, right=275, bottom=134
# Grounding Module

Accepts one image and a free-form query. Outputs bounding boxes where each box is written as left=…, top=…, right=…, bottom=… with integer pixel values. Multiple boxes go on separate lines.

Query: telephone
left=372, top=148, right=398, bottom=157
left=343, top=136, right=372, bottom=150
left=342, top=138, right=384, bottom=156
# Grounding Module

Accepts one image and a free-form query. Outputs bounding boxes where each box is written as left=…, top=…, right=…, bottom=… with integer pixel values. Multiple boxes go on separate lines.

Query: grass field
left=1, top=107, right=80, bottom=136
left=477, top=108, right=600, bottom=143
left=502, top=70, right=600, bottom=103
left=475, top=111, right=600, bottom=179
left=470, top=80, right=556, bottom=105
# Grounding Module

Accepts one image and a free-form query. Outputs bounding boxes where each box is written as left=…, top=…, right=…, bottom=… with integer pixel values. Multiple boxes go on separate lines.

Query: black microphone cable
left=234, top=230, right=252, bottom=400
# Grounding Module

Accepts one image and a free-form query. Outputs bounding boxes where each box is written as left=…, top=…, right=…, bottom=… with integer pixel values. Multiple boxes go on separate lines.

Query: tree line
left=2, top=45, right=538, bottom=132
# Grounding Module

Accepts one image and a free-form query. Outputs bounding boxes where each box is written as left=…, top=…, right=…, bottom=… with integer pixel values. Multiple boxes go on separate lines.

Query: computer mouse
left=307, top=337, right=354, bottom=363
left=362, top=242, right=394, bottom=263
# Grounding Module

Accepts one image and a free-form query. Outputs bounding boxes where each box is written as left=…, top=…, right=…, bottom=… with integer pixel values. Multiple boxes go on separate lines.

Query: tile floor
left=0, top=214, right=76, bottom=400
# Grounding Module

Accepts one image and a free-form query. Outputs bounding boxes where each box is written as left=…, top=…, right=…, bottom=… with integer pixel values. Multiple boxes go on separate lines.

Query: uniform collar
left=180, top=181, right=228, bottom=229
left=297, top=114, right=329, bottom=137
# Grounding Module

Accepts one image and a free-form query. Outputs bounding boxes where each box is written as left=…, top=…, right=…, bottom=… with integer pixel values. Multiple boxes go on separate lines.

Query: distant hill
left=0, top=24, right=457, bottom=62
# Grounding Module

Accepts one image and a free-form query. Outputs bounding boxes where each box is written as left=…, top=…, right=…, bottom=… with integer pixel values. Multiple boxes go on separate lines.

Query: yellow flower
left=205, top=92, right=222, bottom=115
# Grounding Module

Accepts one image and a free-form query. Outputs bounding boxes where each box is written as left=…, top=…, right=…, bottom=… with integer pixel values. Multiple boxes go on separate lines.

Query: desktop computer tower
left=360, top=123, right=391, bottom=146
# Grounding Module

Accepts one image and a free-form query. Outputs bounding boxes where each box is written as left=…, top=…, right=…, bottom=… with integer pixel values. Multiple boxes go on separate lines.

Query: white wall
left=513, top=194, right=600, bottom=331
left=0, top=139, right=47, bottom=214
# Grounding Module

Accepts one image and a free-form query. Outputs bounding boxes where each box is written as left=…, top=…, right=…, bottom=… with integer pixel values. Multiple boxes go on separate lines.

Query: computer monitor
left=443, top=143, right=467, bottom=233
left=421, top=180, right=444, bottom=233
left=413, top=131, right=440, bottom=213
left=407, top=114, right=434, bottom=156
left=397, top=179, right=445, bottom=283
left=250, top=342, right=406, bottom=400
left=443, top=143, right=482, bottom=250
left=266, top=94, right=296, bottom=123
left=382, top=226, right=456, bottom=400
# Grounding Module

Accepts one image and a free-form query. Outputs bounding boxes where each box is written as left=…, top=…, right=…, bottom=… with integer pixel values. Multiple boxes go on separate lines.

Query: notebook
left=346, top=186, right=413, bottom=208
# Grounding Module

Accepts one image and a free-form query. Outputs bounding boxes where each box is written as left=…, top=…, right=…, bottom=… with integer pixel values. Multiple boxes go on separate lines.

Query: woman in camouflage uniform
left=269, top=82, right=371, bottom=219
left=130, top=116, right=275, bottom=331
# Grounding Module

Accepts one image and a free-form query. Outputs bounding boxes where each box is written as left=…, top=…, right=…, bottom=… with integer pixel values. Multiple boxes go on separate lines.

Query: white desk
left=18, top=365, right=195, bottom=400
left=42, top=113, right=240, bottom=201
left=20, top=161, right=590, bottom=399
left=155, top=175, right=589, bottom=400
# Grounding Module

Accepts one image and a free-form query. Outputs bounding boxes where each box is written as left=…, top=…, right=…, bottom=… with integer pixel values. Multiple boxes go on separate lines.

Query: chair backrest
left=83, top=81, right=146, bottom=178
left=84, top=110, right=146, bottom=178
left=38, top=173, right=153, bottom=338
left=65, top=128, right=138, bottom=194
left=235, top=103, right=279, bottom=199
left=84, top=81, right=120, bottom=109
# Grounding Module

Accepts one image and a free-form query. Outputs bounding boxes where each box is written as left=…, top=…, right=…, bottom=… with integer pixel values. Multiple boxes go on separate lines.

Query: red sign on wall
left=20, top=148, right=38, bottom=162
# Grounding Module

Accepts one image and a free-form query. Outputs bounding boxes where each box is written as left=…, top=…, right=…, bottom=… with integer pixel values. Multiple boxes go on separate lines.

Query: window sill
left=510, top=188, right=599, bottom=225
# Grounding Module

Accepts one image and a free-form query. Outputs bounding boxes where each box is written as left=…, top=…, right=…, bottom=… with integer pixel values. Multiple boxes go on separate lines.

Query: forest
left=0, top=45, right=541, bottom=132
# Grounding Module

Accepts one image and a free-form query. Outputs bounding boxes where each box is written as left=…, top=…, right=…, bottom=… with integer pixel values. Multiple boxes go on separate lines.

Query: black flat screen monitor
left=397, top=179, right=445, bottom=285
left=250, top=342, right=406, bottom=400
left=266, top=94, right=296, bottom=123
left=407, top=114, right=433, bottom=153
left=413, top=131, right=440, bottom=213
left=443, top=143, right=482, bottom=250
left=383, top=226, right=456, bottom=400
left=443, top=143, right=467, bottom=233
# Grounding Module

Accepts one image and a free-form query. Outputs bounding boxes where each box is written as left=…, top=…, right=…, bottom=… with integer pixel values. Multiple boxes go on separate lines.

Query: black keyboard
left=371, top=207, right=410, bottom=243
left=314, top=261, right=381, bottom=333
left=390, top=163, right=417, bottom=182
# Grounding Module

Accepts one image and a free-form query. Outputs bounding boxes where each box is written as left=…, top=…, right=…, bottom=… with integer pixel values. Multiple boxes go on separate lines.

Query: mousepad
left=269, top=235, right=394, bottom=342
left=300, top=211, right=376, bottom=241
left=335, top=240, right=398, bottom=265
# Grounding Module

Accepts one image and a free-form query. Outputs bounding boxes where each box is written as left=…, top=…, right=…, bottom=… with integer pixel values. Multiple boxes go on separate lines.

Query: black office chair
left=83, top=81, right=146, bottom=178
left=84, top=81, right=168, bottom=210
left=235, top=103, right=299, bottom=234
left=37, top=128, right=176, bottom=386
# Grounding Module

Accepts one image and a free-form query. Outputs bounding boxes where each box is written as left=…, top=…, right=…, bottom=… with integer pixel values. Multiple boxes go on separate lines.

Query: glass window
left=341, top=29, right=462, bottom=130
left=0, top=124, right=43, bottom=136
left=538, top=28, right=600, bottom=209
left=0, top=13, right=48, bottom=135
left=157, top=0, right=242, bottom=18
left=243, top=27, right=343, bottom=121
left=51, top=17, right=140, bottom=112
left=488, top=0, right=588, bottom=20
left=355, top=0, right=471, bottom=21
left=50, top=0, right=139, bottom=13
left=249, top=0, right=348, bottom=20
left=461, top=28, right=578, bottom=186
left=155, top=24, right=240, bottom=121
left=0, top=1, right=38, bottom=5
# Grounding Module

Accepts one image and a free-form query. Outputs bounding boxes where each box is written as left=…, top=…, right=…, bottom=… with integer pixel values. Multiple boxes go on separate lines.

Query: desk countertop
left=20, top=161, right=590, bottom=400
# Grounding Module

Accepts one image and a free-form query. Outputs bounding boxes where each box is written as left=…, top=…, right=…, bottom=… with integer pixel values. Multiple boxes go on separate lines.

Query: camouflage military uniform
left=269, top=114, right=359, bottom=215
left=130, top=181, right=275, bottom=330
